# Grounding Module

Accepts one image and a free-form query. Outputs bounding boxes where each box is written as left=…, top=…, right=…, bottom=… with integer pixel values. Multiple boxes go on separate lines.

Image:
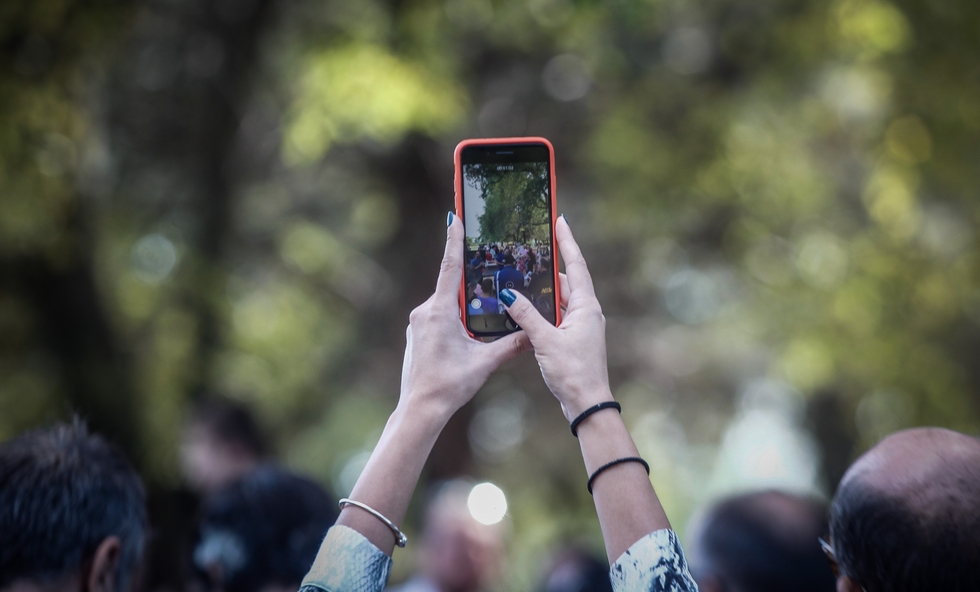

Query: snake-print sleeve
left=300, top=525, right=392, bottom=592
left=608, top=529, right=699, bottom=592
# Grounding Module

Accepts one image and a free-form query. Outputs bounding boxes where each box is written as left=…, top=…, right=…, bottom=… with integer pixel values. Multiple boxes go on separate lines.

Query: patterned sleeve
left=608, top=529, right=699, bottom=592
left=299, top=525, right=392, bottom=592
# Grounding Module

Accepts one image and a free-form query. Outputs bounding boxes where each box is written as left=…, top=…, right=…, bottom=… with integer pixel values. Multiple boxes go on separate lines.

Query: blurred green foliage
left=3, top=0, right=980, bottom=589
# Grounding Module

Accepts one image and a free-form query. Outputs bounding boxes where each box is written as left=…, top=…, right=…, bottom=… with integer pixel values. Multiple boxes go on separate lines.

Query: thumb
left=482, top=330, right=532, bottom=370
left=499, top=289, right=553, bottom=343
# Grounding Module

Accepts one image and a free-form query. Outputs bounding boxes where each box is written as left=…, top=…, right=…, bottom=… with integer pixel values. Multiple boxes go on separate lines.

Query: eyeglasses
left=819, top=538, right=867, bottom=592
left=818, top=537, right=839, bottom=578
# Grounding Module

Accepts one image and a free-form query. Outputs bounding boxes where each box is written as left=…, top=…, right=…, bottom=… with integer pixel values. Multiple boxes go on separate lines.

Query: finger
left=434, top=212, right=464, bottom=303
left=481, top=330, right=531, bottom=369
left=555, top=215, right=596, bottom=301
left=498, top=289, right=554, bottom=343
left=558, top=273, right=569, bottom=309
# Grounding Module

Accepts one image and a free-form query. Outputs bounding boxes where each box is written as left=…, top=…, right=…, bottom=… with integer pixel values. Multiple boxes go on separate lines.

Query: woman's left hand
left=398, top=213, right=531, bottom=422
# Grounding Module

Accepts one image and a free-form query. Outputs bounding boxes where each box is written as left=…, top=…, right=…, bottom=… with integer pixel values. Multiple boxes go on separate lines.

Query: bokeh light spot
left=796, top=231, right=849, bottom=290
left=131, top=234, right=178, bottom=284
left=467, top=482, right=507, bottom=525
left=542, top=54, right=591, bottom=101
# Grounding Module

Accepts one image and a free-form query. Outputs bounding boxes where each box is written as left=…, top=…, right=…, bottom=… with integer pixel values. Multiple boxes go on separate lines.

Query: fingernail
left=499, top=289, right=517, bottom=306
left=561, top=213, right=568, bottom=225
left=447, top=211, right=454, bottom=227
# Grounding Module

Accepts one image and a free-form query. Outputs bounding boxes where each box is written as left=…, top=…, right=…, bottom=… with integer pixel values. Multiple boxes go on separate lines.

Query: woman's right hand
left=397, top=213, right=530, bottom=422
left=499, top=216, right=614, bottom=421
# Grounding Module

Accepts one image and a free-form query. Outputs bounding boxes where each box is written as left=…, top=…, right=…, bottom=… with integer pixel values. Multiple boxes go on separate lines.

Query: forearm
left=336, top=402, right=449, bottom=556
left=576, top=399, right=671, bottom=563
left=304, top=213, right=530, bottom=588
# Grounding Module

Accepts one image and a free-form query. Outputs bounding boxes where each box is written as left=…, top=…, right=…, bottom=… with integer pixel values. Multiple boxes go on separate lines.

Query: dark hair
left=693, top=491, right=835, bottom=592
left=194, top=465, right=337, bottom=592
left=830, top=473, right=980, bottom=592
left=190, top=397, right=267, bottom=457
left=0, top=420, right=147, bottom=591
left=540, top=548, right=612, bottom=592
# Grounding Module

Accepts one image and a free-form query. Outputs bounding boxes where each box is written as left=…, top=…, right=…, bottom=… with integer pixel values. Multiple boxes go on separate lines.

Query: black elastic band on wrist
left=587, top=457, right=650, bottom=495
left=570, top=401, right=621, bottom=437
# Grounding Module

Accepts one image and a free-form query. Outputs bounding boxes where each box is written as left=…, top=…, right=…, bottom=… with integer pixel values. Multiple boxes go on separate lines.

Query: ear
left=86, top=537, right=122, bottom=592
left=695, top=576, right=723, bottom=592
left=837, top=576, right=862, bottom=592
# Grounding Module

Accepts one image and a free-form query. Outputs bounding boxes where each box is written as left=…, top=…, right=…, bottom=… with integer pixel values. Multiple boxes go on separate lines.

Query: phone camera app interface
left=462, top=155, right=555, bottom=334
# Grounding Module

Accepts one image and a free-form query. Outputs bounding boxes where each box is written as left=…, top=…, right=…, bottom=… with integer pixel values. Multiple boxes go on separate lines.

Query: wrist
left=575, top=410, right=639, bottom=475
left=575, top=404, right=628, bottom=439
left=392, top=393, right=456, bottom=431
left=570, top=401, right=621, bottom=437
left=563, top=388, right=615, bottom=422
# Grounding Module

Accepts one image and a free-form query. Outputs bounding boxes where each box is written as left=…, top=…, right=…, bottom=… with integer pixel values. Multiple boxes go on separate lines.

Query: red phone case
left=454, top=137, right=562, bottom=338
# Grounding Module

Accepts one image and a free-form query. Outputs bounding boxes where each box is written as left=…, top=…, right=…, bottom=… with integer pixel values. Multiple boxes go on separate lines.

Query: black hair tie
left=570, top=401, right=621, bottom=437
left=587, top=457, right=650, bottom=495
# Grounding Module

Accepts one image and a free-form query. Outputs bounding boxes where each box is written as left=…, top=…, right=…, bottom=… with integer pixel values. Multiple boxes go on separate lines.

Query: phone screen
left=459, top=143, right=556, bottom=336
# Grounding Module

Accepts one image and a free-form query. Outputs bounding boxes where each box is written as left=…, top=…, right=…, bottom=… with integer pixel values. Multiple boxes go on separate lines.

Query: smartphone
left=454, top=137, right=561, bottom=338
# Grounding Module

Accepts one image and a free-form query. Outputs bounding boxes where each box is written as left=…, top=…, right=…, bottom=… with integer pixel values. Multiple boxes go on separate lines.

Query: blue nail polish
left=447, top=211, right=454, bottom=227
left=561, top=213, right=568, bottom=225
left=499, top=289, right=516, bottom=306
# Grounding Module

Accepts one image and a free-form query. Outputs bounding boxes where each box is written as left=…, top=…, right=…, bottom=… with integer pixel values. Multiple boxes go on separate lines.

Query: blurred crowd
left=3, top=401, right=978, bottom=591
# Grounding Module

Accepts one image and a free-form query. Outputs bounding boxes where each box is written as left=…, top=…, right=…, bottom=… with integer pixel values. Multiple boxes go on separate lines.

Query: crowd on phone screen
left=466, top=242, right=553, bottom=317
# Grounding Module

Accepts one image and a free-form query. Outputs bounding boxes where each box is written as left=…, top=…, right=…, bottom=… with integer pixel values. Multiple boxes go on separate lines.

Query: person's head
left=194, top=465, right=337, bottom=592
left=828, top=427, right=980, bottom=592
left=539, top=548, right=612, bottom=592
left=181, top=397, right=266, bottom=494
left=688, top=490, right=834, bottom=592
left=0, top=421, right=147, bottom=592
left=481, top=278, right=496, bottom=297
left=418, top=481, right=505, bottom=592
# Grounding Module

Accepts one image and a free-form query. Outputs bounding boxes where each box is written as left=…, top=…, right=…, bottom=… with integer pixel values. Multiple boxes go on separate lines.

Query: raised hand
left=499, top=215, right=672, bottom=563
left=498, top=215, right=613, bottom=421
left=334, top=212, right=529, bottom=557
left=398, top=212, right=531, bottom=420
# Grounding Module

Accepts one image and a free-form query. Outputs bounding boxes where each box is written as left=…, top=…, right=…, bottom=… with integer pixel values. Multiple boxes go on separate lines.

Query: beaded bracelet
left=587, top=457, right=650, bottom=494
left=570, top=401, right=622, bottom=437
